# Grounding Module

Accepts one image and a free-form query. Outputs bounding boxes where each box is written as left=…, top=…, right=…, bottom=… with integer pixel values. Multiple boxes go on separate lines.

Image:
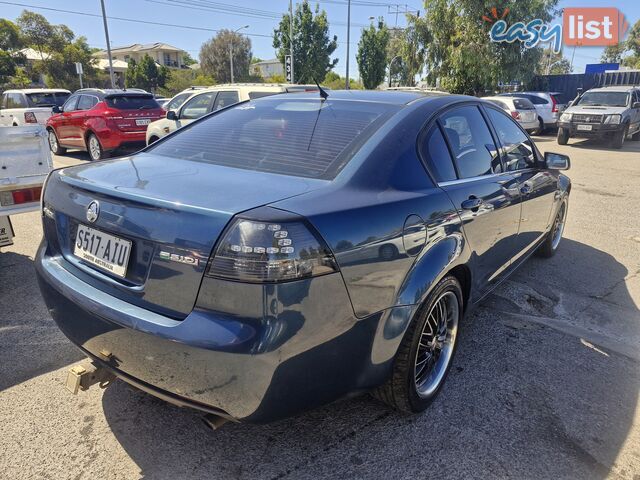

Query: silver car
left=483, top=96, right=539, bottom=133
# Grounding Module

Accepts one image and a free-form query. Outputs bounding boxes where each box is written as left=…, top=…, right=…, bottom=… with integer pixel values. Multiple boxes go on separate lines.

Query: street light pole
left=289, top=0, right=294, bottom=84
left=388, top=55, right=401, bottom=87
left=230, top=25, right=249, bottom=84
left=99, top=0, right=115, bottom=88
left=345, top=0, right=351, bottom=89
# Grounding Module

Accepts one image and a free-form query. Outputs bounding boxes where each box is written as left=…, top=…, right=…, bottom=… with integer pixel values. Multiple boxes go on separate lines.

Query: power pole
left=100, top=0, right=116, bottom=88
left=229, top=42, right=234, bottom=83
left=345, top=0, right=351, bottom=89
left=289, top=0, right=295, bottom=84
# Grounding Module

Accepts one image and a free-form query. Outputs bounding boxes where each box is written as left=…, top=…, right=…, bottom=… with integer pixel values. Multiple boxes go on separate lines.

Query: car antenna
left=314, top=78, right=329, bottom=100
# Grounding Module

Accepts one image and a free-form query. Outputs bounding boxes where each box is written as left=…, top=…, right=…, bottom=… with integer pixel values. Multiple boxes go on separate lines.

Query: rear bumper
left=35, top=243, right=406, bottom=422
left=98, top=130, right=148, bottom=151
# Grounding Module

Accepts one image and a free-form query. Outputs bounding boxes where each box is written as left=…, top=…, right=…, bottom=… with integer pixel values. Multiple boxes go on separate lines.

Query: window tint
left=62, top=95, right=79, bottom=112
left=440, top=106, right=500, bottom=178
left=523, top=94, right=547, bottom=105
left=248, top=91, right=279, bottom=100
left=105, top=95, right=160, bottom=110
left=512, top=98, right=535, bottom=110
left=180, top=92, right=216, bottom=119
left=486, top=108, right=536, bottom=171
left=149, top=98, right=394, bottom=179
left=486, top=99, right=509, bottom=110
left=213, top=91, right=240, bottom=111
left=551, top=93, right=568, bottom=105
left=77, top=95, right=98, bottom=110
left=420, top=126, right=457, bottom=182
left=166, top=92, right=191, bottom=111
left=7, top=93, right=27, bottom=108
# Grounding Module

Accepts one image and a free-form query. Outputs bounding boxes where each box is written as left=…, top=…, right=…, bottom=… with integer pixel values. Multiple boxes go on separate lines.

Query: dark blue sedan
left=36, top=90, right=570, bottom=424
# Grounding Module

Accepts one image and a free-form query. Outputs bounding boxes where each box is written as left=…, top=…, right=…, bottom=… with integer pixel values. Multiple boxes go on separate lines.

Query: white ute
left=0, top=125, right=53, bottom=248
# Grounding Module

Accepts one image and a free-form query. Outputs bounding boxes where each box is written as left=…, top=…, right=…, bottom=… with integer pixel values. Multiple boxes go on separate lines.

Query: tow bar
left=65, top=359, right=116, bottom=395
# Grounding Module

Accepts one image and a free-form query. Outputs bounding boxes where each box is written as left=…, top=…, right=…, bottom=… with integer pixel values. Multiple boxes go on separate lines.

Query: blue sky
left=1, top=0, right=638, bottom=78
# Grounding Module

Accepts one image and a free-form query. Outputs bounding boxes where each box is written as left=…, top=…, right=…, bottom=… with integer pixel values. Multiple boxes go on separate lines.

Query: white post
left=289, top=0, right=295, bottom=84
left=345, top=0, right=351, bottom=89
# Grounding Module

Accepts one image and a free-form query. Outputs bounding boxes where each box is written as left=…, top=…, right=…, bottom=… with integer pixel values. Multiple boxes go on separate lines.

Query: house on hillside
left=250, top=59, right=284, bottom=80
left=93, top=43, right=187, bottom=69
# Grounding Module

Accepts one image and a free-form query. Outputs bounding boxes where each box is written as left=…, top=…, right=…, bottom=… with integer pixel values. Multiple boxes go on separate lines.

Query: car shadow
left=565, top=138, right=640, bottom=152
left=0, top=251, right=84, bottom=392
left=100, top=238, right=639, bottom=479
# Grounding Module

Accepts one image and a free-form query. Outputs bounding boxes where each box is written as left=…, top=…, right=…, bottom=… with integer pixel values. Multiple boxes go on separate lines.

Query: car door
left=434, top=104, right=522, bottom=295
left=484, top=105, right=556, bottom=258
left=0, top=93, right=9, bottom=126
left=62, top=94, right=93, bottom=147
left=631, top=90, right=640, bottom=135
left=55, top=94, right=80, bottom=143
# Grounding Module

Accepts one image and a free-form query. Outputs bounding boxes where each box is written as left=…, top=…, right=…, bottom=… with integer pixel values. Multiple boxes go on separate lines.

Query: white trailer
left=0, top=125, right=53, bottom=247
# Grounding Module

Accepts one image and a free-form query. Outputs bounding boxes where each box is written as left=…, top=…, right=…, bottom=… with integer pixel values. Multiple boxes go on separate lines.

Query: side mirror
left=52, top=105, right=61, bottom=114
left=545, top=152, right=570, bottom=170
left=166, top=110, right=178, bottom=120
left=633, top=102, right=640, bottom=109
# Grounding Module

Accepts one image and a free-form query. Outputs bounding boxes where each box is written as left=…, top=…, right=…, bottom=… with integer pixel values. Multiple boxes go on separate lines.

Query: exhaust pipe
left=202, top=413, right=229, bottom=431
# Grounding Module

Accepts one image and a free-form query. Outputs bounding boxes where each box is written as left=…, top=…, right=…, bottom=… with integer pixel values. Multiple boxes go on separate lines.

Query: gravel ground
left=1, top=135, right=639, bottom=480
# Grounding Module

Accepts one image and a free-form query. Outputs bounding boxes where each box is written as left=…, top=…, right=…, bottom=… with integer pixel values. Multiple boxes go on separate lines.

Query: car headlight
left=560, top=113, right=572, bottom=122
left=603, top=114, right=621, bottom=125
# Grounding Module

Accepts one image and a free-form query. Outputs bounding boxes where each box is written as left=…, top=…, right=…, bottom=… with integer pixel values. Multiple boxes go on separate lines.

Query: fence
left=529, top=71, right=640, bottom=100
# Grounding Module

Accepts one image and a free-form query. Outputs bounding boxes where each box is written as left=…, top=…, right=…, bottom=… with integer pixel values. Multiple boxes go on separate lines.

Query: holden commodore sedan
left=36, top=90, right=570, bottom=424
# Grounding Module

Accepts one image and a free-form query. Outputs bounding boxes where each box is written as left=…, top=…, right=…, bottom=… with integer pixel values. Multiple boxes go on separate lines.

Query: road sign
left=75, top=62, right=83, bottom=75
left=285, top=55, right=292, bottom=82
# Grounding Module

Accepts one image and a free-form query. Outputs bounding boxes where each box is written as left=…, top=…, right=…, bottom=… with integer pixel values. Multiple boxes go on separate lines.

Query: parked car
left=482, top=96, right=538, bottom=133
left=146, top=83, right=320, bottom=144
left=46, top=89, right=165, bottom=161
left=557, top=85, right=640, bottom=149
left=0, top=125, right=53, bottom=248
left=0, top=88, right=71, bottom=126
left=36, top=91, right=570, bottom=425
left=162, top=86, right=210, bottom=112
left=499, top=91, right=568, bottom=132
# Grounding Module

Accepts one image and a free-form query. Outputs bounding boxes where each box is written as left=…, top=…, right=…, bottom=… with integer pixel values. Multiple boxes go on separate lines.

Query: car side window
left=166, top=92, right=190, bottom=111
left=440, top=106, right=501, bottom=179
left=419, top=125, right=457, bottom=182
left=62, top=95, right=79, bottom=112
left=526, top=95, right=547, bottom=105
left=1, top=94, right=7, bottom=109
left=77, top=95, right=97, bottom=110
left=180, top=92, right=216, bottom=119
left=486, top=107, right=536, bottom=171
left=212, top=91, right=240, bottom=111
left=7, top=93, right=27, bottom=108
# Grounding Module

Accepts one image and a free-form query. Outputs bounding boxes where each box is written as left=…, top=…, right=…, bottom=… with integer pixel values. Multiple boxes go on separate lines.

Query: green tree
left=273, top=1, right=338, bottom=83
left=0, top=19, right=24, bottom=86
left=601, top=43, right=625, bottom=63
left=182, top=52, right=198, bottom=66
left=200, top=29, right=252, bottom=83
left=538, top=48, right=571, bottom=75
left=357, top=19, right=389, bottom=89
left=159, top=68, right=215, bottom=96
left=125, top=54, right=168, bottom=92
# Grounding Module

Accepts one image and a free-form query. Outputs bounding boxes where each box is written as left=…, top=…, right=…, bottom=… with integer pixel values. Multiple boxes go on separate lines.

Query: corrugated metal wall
left=529, top=71, right=640, bottom=100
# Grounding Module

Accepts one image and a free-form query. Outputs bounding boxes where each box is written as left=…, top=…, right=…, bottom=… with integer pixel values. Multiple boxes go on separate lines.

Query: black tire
left=87, top=133, right=108, bottom=161
left=373, top=275, right=463, bottom=413
left=557, top=127, right=569, bottom=145
left=148, top=136, right=159, bottom=145
left=630, top=129, right=640, bottom=141
left=47, top=128, right=66, bottom=155
left=535, top=117, right=545, bottom=136
left=610, top=125, right=628, bottom=149
left=537, top=200, right=567, bottom=258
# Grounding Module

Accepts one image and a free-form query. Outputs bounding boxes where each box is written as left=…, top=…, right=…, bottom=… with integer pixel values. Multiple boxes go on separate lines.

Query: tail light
left=510, top=111, right=521, bottom=120
left=551, top=95, right=559, bottom=113
left=0, top=186, right=42, bottom=206
left=207, top=208, right=338, bottom=283
left=24, top=112, right=37, bottom=123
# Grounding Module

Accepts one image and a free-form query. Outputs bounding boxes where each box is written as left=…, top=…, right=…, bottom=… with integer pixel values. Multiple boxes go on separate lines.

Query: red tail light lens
left=510, top=111, right=521, bottom=120
left=24, top=112, right=37, bottom=123
left=0, top=186, right=42, bottom=206
left=207, top=212, right=338, bottom=283
left=551, top=95, right=558, bottom=113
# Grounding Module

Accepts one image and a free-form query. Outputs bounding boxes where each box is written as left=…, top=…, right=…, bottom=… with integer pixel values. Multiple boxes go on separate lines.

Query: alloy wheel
left=89, top=136, right=101, bottom=160
left=414, top=290, right=459, bottom=398
left=48, top=131, right=58, bottom=152
left=551, top=203, right=566, bottom=250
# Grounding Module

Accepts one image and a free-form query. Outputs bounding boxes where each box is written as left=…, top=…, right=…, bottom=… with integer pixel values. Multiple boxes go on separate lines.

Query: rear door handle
left=461, top=197, right=483, bottom=210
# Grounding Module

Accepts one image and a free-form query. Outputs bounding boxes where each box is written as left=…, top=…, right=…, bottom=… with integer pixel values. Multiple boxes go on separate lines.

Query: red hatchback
left=46, top=89, right=165, bottom=161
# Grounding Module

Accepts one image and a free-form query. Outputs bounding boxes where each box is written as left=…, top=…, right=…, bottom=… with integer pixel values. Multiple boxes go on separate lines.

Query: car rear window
left=105, top=95, right=160, bottom=110
left=148, top=98, right=395, bottom=179
left=512, top=98, right=535, bottom=110
left=486, top=99, right=509, bottom=110
left=27, top=92, right=70, bottom=107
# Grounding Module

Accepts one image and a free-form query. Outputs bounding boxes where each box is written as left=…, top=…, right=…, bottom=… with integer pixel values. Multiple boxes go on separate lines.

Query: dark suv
left=46, top=89, right=165, bottom=161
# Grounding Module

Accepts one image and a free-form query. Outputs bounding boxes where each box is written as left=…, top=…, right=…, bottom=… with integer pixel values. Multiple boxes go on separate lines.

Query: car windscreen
left=27, top=92, right=70, bottom=107
left=512, top=98, right=535, bottom=110
left=576, top=91, right=629, bottom=107
left=105, top=95, right=160, bottom=110
left=148, top=98, right=395, bottom=179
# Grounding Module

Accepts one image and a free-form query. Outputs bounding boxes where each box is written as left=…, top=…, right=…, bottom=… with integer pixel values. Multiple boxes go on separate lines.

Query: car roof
left=261, top=89, right=441, bottom=105
left=3, top=88, right=70, bottom=94
left=586, top=86, right=638, bottom=93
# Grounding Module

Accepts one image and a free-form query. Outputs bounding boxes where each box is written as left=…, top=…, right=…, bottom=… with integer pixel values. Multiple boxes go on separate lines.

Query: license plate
left=136, top=118, right=151, bottom=126
left=73, top=224, right=131, bottom=278
left=0, top=216, right=14, bottom=247
left=577, top=124, right=592, bottom=131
